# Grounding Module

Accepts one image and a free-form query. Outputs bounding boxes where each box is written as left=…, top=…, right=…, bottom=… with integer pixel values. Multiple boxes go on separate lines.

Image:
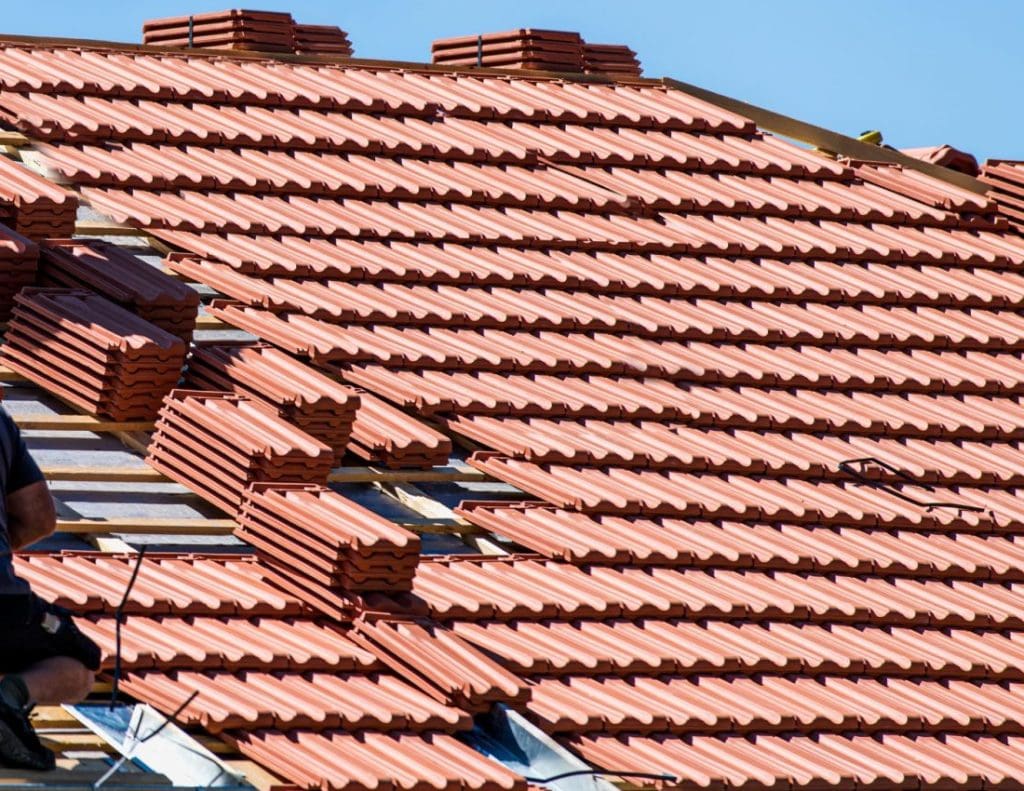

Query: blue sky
left=5, top=1, right=1021, bottom=161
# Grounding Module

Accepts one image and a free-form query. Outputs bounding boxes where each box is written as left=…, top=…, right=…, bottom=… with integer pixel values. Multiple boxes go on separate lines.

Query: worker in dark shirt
left=0, top=408, right=99, bottom=770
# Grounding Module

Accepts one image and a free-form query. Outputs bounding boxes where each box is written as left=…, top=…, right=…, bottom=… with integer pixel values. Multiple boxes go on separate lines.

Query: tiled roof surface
left=4, top=27, right=1024, bottom=791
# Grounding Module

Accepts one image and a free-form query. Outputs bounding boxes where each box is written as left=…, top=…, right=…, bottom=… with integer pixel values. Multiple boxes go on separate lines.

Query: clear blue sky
left=4, top=1, right=1020, bottom=161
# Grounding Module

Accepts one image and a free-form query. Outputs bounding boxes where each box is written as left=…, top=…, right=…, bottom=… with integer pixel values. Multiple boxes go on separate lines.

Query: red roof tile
left=39, top=239, right=199, bottom=340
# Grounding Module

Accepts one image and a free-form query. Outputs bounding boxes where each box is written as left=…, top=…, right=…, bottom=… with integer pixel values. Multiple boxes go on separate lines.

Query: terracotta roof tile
left=233, top=730, right=525, bottom=791
left=15, top=552, right=304, bottom=616
left=38, top=240, right=199, bottom=340
left=122, top=670, right=471, bottom=732
left=2, top=287, right=186, bottom=419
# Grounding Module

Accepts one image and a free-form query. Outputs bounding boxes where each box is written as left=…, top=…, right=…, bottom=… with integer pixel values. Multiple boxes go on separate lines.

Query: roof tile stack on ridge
left=236, top=482, right=420, bottom=602
left=184, top=341, right=360, bottom=463
left=582, top=43, right=642, bottom=77
left=0, top=221, right=36, bottom=321
left=14, top=553, right=523, bottom=791
left=142, top=9, right=297, bottom=53
left=980, top=159, right=1024, bottom=233
left=0, top=151, right=76, bottom=238
left=2, top=287, right=186, bottom=420
left=12, top=30, right=1024, bottom=790
left=431, top=29, right=585, bottom=71
left=39, top=239, right=200, bottom=341
left=292, top=24, right=353, bottom=56
left=147, top=390, right=334, bottom=514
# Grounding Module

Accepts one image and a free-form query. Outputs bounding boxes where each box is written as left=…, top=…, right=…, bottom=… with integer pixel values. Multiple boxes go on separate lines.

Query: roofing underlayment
left=3, top=13, right=1024, bottom=791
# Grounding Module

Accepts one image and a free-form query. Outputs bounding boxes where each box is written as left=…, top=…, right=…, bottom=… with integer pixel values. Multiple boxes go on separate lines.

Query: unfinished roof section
left=6, top=23, right=1024, bottom=791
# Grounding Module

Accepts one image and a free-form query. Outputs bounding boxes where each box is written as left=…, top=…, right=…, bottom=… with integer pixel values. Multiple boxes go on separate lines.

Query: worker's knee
left=65, top=664, right=95, bottom=704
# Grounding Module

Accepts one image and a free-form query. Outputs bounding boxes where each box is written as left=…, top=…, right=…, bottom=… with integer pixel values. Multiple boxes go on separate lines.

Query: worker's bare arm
left=6, top=481, right=56, bottom=550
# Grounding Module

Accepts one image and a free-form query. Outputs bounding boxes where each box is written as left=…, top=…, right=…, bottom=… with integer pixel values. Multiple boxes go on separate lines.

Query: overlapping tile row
left=236, top=483, right=420, bottom=595
left=20, top=550, right=520, bottom=791
left=146, top=390, right=335, bottom=513
left=14, top=552, right=304, bottom=615
left=184, top=342, right=359, bottom=462
left=233, top=730, right=525, bottom=791
left=121, top=670, right=471, bottom=732
left=150, top=235, right=1024, bottom=304
left=455, top=500, right=1024, bottom=575
left=432, top=29, right=585, bottom=72
left=0, top=151, right=76, bottom=237
left=165, top=256, right=1024, bottom=349
left=39, top=240, right=199, bottom=340
left=451, top=416, right=1024, bottom=485
left=570, top=732, right=1024, bottom=791
left=0, top=221, right=36, bottom=320
left=1, top=287, right=186, bottom=419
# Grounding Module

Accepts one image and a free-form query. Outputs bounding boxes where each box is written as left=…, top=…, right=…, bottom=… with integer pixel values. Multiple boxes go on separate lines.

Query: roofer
left=0, top=407, right=99, bottom=770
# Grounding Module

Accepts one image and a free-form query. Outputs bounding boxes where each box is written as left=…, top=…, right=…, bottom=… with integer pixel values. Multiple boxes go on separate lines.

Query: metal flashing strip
left=65, top=703, right=249, bottom=790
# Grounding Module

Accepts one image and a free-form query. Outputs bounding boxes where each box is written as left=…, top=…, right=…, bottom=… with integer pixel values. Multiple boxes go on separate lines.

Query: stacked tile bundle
left=2, top=288, right=186, bottom=420
left=237, top=482, right=421, bottom=599
left=292, top=24, right=353, bottom=56
left=38, top=240, right=200, bottom=341
left=431, top=29, right=584, bottom=71
left=142, top=10, right=296, bottom=52
left=147, top=390, right=335, bottom=514
left=0, top=223, right=37, bottom=322
left=184, top=342, right=359, bottom=463
left=0, top=154, right=76, bottom=238
left=582, top=43, right=642, bottom=76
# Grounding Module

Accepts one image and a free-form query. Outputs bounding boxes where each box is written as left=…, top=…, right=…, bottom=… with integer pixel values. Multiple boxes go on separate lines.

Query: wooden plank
left=0, top=131, right=28, bottom=147
left=73, top=220, right=151, bottom=237
left=57, top=517, right=234, bottom=535
left=661, top=77, right=990, bottom=195
left=41, top=466, right=166, bottom=483
left=195, top=314, right=229, bottom=330
left=222, top=759, right=285, bottom=791
left=0, top=366, right=25, bottom=382
left=328, top=466, right=487, bottom=484
left=14, top=414, right=154, bottom=433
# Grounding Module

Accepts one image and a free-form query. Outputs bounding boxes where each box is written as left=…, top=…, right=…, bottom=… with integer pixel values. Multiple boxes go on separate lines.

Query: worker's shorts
left=0, top=593, right=101, bottom=672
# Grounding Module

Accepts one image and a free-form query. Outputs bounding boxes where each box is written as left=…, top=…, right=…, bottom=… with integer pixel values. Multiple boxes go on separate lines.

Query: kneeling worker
left=0, top=407, right=99, bottom=770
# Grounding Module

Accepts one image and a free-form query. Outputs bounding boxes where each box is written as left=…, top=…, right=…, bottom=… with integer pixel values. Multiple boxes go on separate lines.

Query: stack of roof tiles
left=431, top=29, right=585, bottom=71
left=14, top=552, right=523, bottom=791
left=980, top=159, right=1024, bottom=232
left=184, top=342, right=359, bottom=462
left=582, top=43, right=642, bottom=77
left=142, top=10, right=297, bottom=53
left=0, top=152, right=76, bottom=238
left=197, top=300, right=452, bottom=468
left=0, top=222, right=36, bottom=321
left=147, top=390, right=335, bottom=514
left=38, top=240, right=200, bottom=341
left=2, top=288, right=186, bottom=420
left=236, top=482, right=420, bottom=604
left=13, top=26, right=1024, bottom=791
left=292, top=24, right=353, bottom=56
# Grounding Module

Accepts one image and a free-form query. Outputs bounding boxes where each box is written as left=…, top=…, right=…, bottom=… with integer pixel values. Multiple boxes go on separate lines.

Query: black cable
left=838, top=457, right=986, bottom=513
left=523, top=769, right=678, bottom=784
left=109, top=546, right=147, bottom=711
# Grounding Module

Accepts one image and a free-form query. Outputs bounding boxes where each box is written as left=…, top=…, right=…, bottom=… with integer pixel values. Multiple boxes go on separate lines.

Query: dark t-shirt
left=0, top=408, right=44, bottom=595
